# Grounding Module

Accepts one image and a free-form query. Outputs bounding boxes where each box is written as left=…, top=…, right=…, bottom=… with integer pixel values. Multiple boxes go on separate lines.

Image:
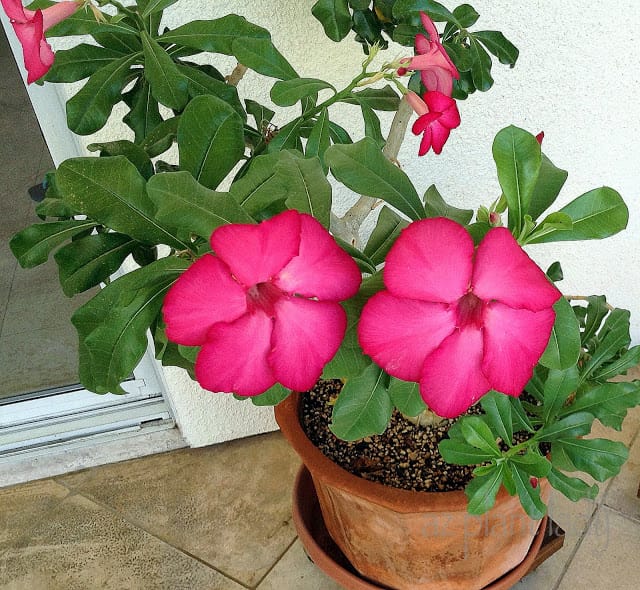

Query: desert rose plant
left=5, top=0, right=639, bottom=519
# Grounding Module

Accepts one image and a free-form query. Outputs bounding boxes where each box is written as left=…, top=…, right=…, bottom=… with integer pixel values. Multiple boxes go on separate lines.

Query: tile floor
left=0, top=404, right=638, bottom=590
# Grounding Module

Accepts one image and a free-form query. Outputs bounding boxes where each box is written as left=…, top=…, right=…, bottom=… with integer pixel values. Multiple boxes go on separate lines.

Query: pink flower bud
left=530, top=477, right=539, bottom=489
left=535, top=131, right=544, bottom=145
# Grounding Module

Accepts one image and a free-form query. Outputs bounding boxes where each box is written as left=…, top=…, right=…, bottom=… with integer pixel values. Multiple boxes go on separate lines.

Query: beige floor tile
left=0, top=480, right=69, bottom=553
left=603, top=430, right=640, bottom=522
left=558, top=507, right=640, bottom=590
left=257, top=539, right=343, bottom=590
left=0, top=493, right=243, bottom=590
left=58, top=432, right=300, bottom=587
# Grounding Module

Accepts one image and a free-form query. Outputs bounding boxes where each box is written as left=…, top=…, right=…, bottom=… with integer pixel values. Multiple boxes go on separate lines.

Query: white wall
left=5, top=1, right=639, bottom=447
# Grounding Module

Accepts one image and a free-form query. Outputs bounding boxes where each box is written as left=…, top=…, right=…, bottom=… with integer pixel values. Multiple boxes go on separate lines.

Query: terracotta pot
left=275, top=391, right=550, bottom=590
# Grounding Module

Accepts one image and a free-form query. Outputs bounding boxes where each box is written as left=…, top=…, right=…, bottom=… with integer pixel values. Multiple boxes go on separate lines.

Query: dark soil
left=301, top=379, right=477, bottom=492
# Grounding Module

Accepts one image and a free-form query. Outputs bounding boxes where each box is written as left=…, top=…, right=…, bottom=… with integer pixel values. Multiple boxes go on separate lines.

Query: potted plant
left=4, top=1, right=639, bottom=589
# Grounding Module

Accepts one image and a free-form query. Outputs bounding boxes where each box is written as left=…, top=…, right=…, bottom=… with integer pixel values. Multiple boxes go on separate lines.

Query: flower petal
left=384, top=217, right=474, bottom=303
left=270, top=297, right=347, bottom=391
left=196, top=312, right=276, bottom=396
left=275, top=214, right=361, bottom=301
left=1, top=0, right=29, bottom=22
left=211, top=210, right=300, bottom=287
left=482, top=302, right=556, bottom=395
left=162, top=254, right=247, bottom=346
left=429, top=121, right=451, bottom=155
left=12, top=13, right=52, bottom=84
left=358, top=291, right=456, bottom=382
left=40, top=1, right=81, bottom=31
left=420, top=326, right=491, bottom=418
left=421, top=68, right=453, bottom=96
left=472, top=227, right=562, bottom=311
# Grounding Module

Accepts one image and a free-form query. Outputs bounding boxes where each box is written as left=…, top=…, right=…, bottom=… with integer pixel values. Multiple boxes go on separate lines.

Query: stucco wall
left=5, top=1, right=640, bottom=447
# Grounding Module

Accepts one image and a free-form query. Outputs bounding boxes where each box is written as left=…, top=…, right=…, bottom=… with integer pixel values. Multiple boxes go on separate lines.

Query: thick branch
left=331, top=96, right=413, bottom=247
left=226, top=63, right=248, bottom=87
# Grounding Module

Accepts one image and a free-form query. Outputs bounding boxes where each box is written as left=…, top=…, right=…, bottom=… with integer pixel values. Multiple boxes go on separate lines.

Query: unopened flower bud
left=535, top=131, right=544, bottom=145
left=488, top=212, right=502, bottom=227
left=530, top=477, right=539, bottom=489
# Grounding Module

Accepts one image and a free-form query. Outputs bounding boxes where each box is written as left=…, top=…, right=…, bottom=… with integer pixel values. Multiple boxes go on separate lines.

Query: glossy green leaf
left=72, top=257, right=190, bottom=393
left=352, top=8, right=383, bottom=45
left=311, top=0, right=352, bottom=42
left=328, top=121, right=353, bottom=144
left=10, top=220, right=97, bottom=268
left=539, top=296, right=581, bottom=370
left=147, top=171, right=253, bottom=239
left=140, top=0, right=179, bottom=18
left=537, top=412, right=595, bottom=442
left=439, top=439, right=497, bottom=465
left=140, top=116, right=180, bottom=158
left=492, top=126, right=541, bottom=235
left=593, top=346, right=640, bottom=382
left=343, top=85, right=400, bottom=111
left=581, top=309, right=631, bottom=380
left=360, top=103, right=385, bottom=148
left=178, top=94, right=245, bottom=190
left=47, top=9, right=137, bottom=37
left=511, top=464, right=546, bottom=519
left=387, top=378, right=426, bottom=417
left=364, top=206, right=408, bottom=265
left=460, top=416, right=502, bottom=456
left=473, top=30, right=519, bottom=67
left=177, top=64, right=245, bottom=118
left=232, top=37, right=298, bottom=80
left=510, top=453, right=551, bottom=478
left=509, top=397, right=535, bottom=433
left=266, top=119, right=305, bottom=153
left=246, top=384, right=291, bottom=407
left=44, top=43, right=124, bottom=83
left=551, top=438, right=628, bottom=481
left=547, top=468, right=598, bottom=502
left=423, top=184, right=474, bottom=224
left=393, top=0, right=458, bottom=25
left=581, top=295, right=609, bottom=345
left=245, top=99, right=275, bottom=129
left=562, top=382, right=640, bottom=431
left=56, top=156, right=189, bottom=250
left=306, top=108, right=332, bottom=164
left=527, top=187, right=628, bottom=243
left=325, top=138, right=424, bottom=221
left=330, top=364, right=393, bottom=441
left=230, top=152, right=284, bottom=215
left=87, top=140, right=154, bottom=179
left=66, top=54, right=139, bottom=135
left=468, top=36, right=493, bottom=92
left=542, top=366, right=579, bottom=425
left=465, top=464, right=504, bottom=515
left=453, top=4, right=479, bottom=27
left=92, top=31, right=142, bottom=54
left=480, top=391, right=514, bottom=445
left=123, top=79, right=164, bottom=144
left=54, top=233, right=137, bottom=296
left=271, top=78, right=335, bottom=107
left=527, top=153, right=568, bottom=221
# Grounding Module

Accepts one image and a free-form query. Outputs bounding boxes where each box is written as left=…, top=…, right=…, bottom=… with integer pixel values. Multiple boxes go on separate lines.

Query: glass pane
left=0, top=27, right=94, bottom=401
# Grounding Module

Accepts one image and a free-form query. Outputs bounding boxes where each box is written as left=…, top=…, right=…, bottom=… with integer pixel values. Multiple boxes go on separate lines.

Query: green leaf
left=147, top=171, right=254, bottom=239
left=140, top=30, right=189, bottom=111
left=480, top=391, right=514, bottom=446
left=581, top=309, right=631, bottom=380
left=230, top=152, right=284, bottom=215
left=547, top=468, right=599, bottom=502
left=468, top=36, right=493, bottom=92
left=244, top=384, right=291, bottom=407
left=266, top=119, right=305, bottom=153
left=562, top=382, right=640, bottom=431
left=271, top=78, right=335, bottom=107
left=439, top=439, right=497, bottom=465
left=546, top=261, right=564, bottom=282
left=178, top=94, right=245, bottom=190
left=453, top=4, right=479, bottom=28
left=460, top=416, right=501, bottom=456
left=343, top=86, right=400, bottom=111
left=330, top=364, right=393, bottom=441
left=492, top=126, right=541, bottom=235
left=44, top=43, right=124, bottom=83
left=306, top=109, right=332, bottom=164
left=510, top=452, right=551, bottom=478
left=527, top=153, right=568, bottom=221
left=56, top=156, right=189, bottom=250
left=473, top=30, right=519, bottom=67
left=325, top=138, right=425, bottom=221
left=465, top=464, right=504, bottom=515
left=537, top=412, right=595, bottom=442
left=123, top=79, right=164, bottom=144
left=542, top=366, right=579, bottom=425
left=92, top=31, right=142, bottom=54
left=232, top=37, right=298, bottom=80
left=312, top=0, right=353, bottom=42
left=54, top=233, right=137, bottom=296
left=158, top=15, right=270, bottom=54
left=423, top=184, right=474, bottom=224
left=87, top=140, right=154, bottom=180
left=387, top=378, right=426, bottom=417
left=352, top=8, right=383, bottom=45
left=10, top=220, right=97, bottom=268
left=328, top=121, right=353, bottom=144
left=72, top=257, right=190, bottom=393
left=528, top=187, right=628, bottom=244
left=245, top=99, right=275, bottom=129
left=593, top=346, right=640, bottom=382
left=581, top=295, right=609, bottom=345
left=140, top=0, right=179, bottom=18
left=360, top=103, right=385, bottom=148
left=177, top=64, right=245, bottom=118
left=511, top=464, right=546, bottom=519
left=66, top=54, right=140, bottom=135
left=539, top=296, right=581, bottom=370
left=364, top=206, right=408, bottom=265
left=552, top=438, right=628, bottom=481
left=277, top=156, right=332, bottom=228
left=47, top=9, right=137, bottom=37
left=140, top=116, right=180, bottom=158
left=510, top=397, right=535, bottom=433
left=393, top=0, right=458, bottom=25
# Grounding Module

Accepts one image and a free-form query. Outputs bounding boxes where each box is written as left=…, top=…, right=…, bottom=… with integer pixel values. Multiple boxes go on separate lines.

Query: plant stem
left=227, top=63, right=248, bottom=87
left=331, top=96, right=413, bottom=247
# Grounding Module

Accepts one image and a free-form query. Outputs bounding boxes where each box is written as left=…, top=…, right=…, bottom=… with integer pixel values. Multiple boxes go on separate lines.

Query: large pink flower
left=162, top=210, right=362, bottom=396
left=407, top=90, right=460, bottom=155
left=2, top=0, right=81, bottom=83
left=400, top=11, right=459, bottom=96
left=358, top=218, right=561, bottom=418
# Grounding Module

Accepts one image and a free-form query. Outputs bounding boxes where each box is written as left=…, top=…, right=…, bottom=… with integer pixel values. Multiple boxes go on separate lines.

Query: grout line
left=251, top=535, right=298, bottom=589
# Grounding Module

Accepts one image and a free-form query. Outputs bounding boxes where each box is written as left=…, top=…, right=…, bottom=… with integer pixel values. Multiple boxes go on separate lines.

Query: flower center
left=456, top=291, right=485, bottom=328
left=246, top=281, right=283, bottom=317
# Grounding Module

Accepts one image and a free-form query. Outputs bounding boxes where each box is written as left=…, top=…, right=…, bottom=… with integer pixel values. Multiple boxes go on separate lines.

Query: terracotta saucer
left=292, top=465, right=548, bottom=590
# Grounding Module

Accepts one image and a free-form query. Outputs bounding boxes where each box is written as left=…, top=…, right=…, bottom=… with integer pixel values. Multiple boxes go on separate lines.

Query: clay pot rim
left=275, top=390, right=522, bottom=514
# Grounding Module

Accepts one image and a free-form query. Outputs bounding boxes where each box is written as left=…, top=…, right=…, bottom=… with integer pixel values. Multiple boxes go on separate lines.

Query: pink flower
left=1, top=0, right=81, bottom=83
left=408, top=90, right=460, bottom=155
left=400, top=11, right=459, bottom=96
left=162, top=210, right=362, bottom=396
left=358, top=218, right=561, bottom=418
